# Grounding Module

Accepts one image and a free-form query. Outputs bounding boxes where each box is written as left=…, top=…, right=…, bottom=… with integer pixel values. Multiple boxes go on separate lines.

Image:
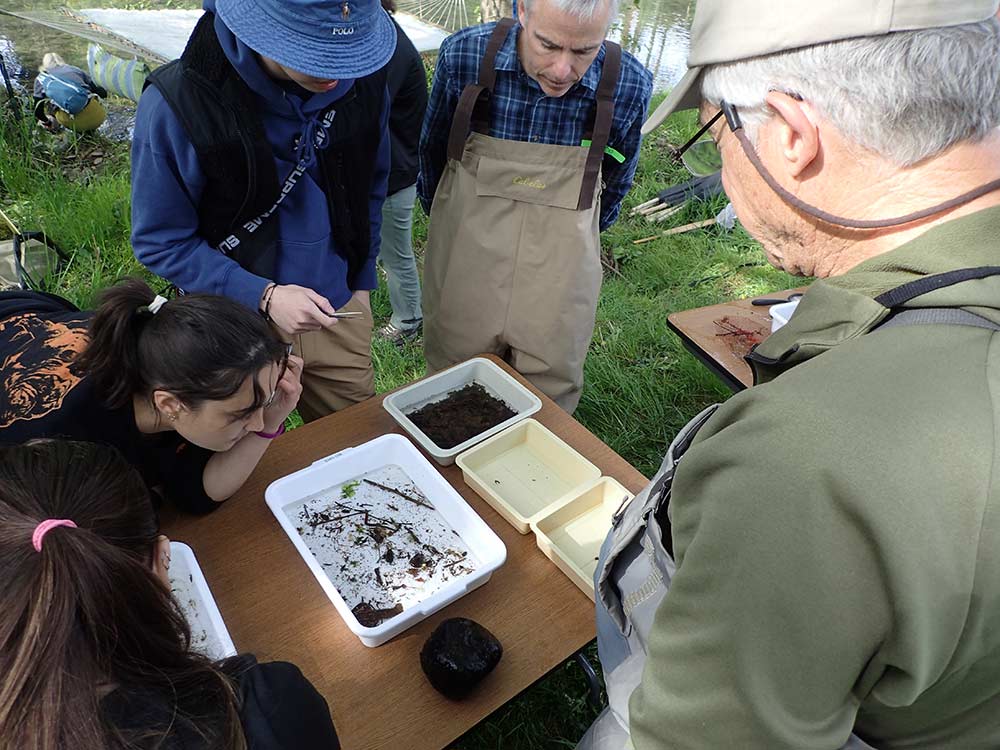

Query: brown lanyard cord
left=725, top=104, right=1000, bottom=230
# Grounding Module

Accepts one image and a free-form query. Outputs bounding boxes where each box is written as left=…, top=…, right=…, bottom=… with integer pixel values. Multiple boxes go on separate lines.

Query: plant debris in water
left=713, top=315, right=767, bottom=356
left=169, top=551, right=231, bottom=660
left=406, top=382, right=516, bottom=449
left=294, top=465, right=478, bottom=628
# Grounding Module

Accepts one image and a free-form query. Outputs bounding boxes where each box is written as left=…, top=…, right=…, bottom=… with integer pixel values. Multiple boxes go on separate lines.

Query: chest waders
left=422, top=19, right=621, bottom=412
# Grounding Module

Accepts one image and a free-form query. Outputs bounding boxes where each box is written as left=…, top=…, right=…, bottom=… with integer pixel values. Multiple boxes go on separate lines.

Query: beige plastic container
left=531, top=478, right=635, bottom=601
left=456, top=419, right=601, bottom=534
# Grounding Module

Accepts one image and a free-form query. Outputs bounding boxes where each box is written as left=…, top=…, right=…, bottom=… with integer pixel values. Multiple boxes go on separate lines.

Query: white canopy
left=77, top=7, right=448, bottom=59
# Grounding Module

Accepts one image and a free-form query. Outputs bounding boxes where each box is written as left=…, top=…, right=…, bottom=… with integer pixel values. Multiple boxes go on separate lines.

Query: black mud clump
left=420, top=617, right=503, bottom=699
left=406, top=383, right=516, bottom=449
left=352, top=601, right=403, bottom=628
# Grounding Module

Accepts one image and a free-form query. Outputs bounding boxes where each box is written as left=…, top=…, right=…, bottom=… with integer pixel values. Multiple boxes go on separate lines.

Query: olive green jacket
left=629, top=207, right=1000, bottom=749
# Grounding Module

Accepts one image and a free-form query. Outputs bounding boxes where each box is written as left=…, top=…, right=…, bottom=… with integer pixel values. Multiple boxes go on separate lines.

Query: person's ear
left=151, top=534, right=171, bottom=587
left=152, top=390, right=184, bottom=423
left=764, top=91, right=820, bottom=179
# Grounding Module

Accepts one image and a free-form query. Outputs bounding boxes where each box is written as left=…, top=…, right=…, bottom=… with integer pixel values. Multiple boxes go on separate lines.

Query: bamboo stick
left=662, top=218, right=717, bottom=235
left=632, top=218, right=720, bottom=245
left=630, top=196, right=662, bottom=215
left=649, top=204, right=686, bottom=223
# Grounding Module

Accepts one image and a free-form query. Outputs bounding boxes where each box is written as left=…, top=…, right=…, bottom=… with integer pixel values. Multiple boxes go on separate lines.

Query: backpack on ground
left=35, top=71, right=92, bottom=115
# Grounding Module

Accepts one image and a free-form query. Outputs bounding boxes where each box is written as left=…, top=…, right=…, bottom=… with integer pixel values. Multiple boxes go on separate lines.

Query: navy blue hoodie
left=130, top=0, right=390, bottom=312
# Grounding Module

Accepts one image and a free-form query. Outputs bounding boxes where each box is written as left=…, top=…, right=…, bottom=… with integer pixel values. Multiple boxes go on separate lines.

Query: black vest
left=146, top=12, right=385, bottom=285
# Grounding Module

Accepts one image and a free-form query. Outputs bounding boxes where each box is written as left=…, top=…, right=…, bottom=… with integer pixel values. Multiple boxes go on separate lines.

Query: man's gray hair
left=519, top=0, right=620, bottom=25
left=701, top=19, right=1000, bottom=168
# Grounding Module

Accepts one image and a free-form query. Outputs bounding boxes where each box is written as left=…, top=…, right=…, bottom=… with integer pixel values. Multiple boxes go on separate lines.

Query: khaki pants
left=286, top=293, right=375, bottom=422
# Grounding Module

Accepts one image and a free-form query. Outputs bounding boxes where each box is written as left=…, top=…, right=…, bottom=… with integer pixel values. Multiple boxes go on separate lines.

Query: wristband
left=260, top=283, right=277, bottom=321
left=254, top=423, right=286, bottom=440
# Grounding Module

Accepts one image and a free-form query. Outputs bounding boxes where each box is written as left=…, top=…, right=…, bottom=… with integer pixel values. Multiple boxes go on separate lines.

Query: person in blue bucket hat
left=131, top=0, right=396, bottom=422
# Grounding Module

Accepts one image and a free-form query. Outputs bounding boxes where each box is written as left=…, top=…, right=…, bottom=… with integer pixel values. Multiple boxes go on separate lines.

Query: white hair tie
left=147, top=295, right=168, bottom=314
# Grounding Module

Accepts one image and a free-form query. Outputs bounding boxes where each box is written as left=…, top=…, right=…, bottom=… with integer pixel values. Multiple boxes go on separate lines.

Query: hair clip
left=147, top=295, right=168, bottom=314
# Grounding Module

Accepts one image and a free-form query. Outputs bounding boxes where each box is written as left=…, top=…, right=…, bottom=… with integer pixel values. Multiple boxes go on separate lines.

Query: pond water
left=0, top=0, right=692, bottom=93
left=396, top=0, right=694, bottom=92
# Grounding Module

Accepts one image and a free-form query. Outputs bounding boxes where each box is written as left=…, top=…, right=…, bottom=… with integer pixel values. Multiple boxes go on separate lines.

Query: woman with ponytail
left=0, top=278, right=302, bottom=513
left=0, top=440, right=340, bottom=749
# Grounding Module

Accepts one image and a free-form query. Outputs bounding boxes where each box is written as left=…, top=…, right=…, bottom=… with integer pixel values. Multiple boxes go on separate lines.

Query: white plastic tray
left=169, top=542, right=237, bottom=660
left=383, top=357, right=542, bottom=466
left=265, top=434, right=507, bottom=647
left=456, top=419, right=601, bottom=534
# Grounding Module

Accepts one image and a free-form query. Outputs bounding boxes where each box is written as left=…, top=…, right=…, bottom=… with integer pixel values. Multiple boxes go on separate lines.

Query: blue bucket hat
left=216, top=0, right=397, bottom=80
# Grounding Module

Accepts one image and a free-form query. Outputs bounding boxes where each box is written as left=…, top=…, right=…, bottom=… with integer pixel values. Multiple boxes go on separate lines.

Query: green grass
left=0, top=93, right=797, bottom=747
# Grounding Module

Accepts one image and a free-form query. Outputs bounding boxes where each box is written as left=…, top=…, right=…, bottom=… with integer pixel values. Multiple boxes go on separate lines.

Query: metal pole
left=0, top=54, right=21, bottom=121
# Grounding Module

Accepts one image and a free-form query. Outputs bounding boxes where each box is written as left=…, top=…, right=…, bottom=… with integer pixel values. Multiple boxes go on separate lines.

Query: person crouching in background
left=33, top=52, right=108, bottom=132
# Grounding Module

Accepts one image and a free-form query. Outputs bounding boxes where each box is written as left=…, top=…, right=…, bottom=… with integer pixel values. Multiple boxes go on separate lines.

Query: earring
left=168, top=413, right=178, bottom=422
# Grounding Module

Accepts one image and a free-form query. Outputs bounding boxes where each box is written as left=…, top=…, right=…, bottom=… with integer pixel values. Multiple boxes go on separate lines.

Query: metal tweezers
left=750, top=293, right=804, bottom=306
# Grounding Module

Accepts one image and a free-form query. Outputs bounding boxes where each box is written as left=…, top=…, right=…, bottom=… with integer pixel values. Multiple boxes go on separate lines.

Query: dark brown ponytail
left=0, top=440, right=247, bottom=750
left=75, top=278, right=285, bottom=410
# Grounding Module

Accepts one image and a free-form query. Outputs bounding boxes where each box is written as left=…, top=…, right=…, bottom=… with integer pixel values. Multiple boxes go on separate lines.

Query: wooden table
left=667, top=288, right=806, bottom=391
left=162, top=356, right=646, bottom=750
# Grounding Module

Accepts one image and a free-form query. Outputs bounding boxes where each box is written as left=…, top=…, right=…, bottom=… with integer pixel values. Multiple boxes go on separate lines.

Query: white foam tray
left=383, top=357, right=542, bottom=466
left=265, top=434, right=507, bottom=647
left=169, top=542, right=237, bottom=660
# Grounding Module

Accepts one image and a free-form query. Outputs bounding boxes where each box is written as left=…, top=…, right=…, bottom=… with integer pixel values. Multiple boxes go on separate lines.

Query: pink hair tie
left=32, top=519, right=77, bottom=552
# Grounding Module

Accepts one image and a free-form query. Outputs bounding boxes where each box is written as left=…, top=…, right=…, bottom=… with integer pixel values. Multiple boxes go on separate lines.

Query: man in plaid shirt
left=418, top=0, right=652, bottom=412
left=418, top=2, right=652, bottom=229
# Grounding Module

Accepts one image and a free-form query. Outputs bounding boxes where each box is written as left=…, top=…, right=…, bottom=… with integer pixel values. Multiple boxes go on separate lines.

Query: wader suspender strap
left=578, top=41, right=620, bottom=210
left=444, top=19, right=623, bottom=210
left=874, top=266, right=1000, bottom=308
left=445, top=19, right=516, bottom=162
left=872, top=266, right=1000, bottom=330
left=875, top=307, right=1000, bottom=331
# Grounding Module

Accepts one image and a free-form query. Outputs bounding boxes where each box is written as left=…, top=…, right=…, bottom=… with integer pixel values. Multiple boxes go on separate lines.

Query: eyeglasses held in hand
left=263, top=342, right=293, bottom=410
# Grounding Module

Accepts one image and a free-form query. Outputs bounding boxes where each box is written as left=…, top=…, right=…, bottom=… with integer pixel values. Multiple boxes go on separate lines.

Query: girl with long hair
left=0, top=439, right=339, bottom=749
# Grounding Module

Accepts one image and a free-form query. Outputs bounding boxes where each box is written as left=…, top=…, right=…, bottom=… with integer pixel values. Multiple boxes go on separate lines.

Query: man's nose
left=552, top=53, right=574, bottom=82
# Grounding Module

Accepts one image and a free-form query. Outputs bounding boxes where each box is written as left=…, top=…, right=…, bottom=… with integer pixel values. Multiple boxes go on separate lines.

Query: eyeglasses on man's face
left=671, top=107, right=725, bottom=178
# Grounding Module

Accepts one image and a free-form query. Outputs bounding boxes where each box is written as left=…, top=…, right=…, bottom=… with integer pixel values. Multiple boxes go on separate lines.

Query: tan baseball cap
left=642, top=0, right=1000, bottom=135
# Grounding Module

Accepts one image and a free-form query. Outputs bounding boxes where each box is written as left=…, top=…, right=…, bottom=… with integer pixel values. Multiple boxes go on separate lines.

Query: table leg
left=574, top=649, right=604, bottom=711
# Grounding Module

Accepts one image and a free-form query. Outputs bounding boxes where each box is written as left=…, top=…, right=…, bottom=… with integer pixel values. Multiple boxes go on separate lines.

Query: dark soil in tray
left=407, top=383, right=516, bottom=449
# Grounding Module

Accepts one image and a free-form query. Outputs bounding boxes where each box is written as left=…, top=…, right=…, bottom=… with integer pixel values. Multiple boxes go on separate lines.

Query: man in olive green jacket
left=584, top=1, right=1000, bottom=749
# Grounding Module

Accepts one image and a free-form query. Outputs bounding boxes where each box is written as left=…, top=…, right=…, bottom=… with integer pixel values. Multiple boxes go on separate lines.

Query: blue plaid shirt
left=418, top=22, right=653, bottom=230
